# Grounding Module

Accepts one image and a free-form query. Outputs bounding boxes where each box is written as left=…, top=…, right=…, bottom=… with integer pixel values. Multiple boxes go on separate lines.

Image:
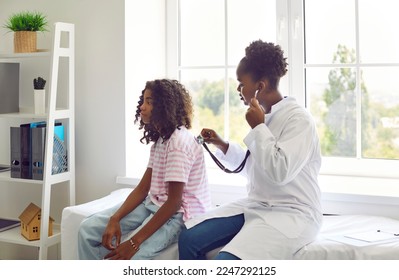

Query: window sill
left=117, top=170, right=399, bottom=206
left=318, top=174, right=399, bottom=206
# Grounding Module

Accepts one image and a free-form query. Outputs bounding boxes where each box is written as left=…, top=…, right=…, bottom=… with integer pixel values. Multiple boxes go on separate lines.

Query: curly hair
left=238, top=40, right=288, bottom=90
left=134, top=79, right=193, bottom=144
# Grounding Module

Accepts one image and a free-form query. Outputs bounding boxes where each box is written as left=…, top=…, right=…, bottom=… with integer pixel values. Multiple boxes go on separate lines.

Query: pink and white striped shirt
left=147, top=127, right=211, bottom=221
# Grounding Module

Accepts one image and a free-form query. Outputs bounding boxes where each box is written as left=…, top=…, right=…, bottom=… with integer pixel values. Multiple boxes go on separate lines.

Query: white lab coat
left=185, top=97, right=323, bottom=259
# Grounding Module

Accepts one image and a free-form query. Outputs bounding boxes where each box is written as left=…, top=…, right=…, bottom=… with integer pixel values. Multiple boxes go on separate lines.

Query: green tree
left=322, top=45, right=370, bottom=157
left=197, top=79, right=241, bottom=115
left=188, top=78, right=247, bottom=147
left=363, top=103, right=399, bottom=159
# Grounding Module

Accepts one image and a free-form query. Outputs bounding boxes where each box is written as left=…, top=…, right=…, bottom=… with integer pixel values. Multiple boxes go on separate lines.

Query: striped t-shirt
left=147, top=126, right=211, bottom=221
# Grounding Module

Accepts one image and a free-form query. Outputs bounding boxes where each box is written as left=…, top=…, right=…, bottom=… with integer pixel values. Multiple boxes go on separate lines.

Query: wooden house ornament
left=18, top=202, right=54, bottom=241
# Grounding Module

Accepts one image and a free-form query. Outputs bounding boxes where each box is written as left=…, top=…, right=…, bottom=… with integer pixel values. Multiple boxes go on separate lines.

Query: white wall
left=0, top=0, right=127, bottom=259
left=125, top=0, right=167, bottom=179
left=1, top=0, right=126, bottom=201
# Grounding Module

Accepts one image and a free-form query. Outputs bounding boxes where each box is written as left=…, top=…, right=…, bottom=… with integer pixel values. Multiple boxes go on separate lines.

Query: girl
left=78, top=79, right=211, bottom=260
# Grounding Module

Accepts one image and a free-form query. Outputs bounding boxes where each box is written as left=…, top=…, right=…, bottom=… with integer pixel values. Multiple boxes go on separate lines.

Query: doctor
left=178, top=40, right=323, bottom=260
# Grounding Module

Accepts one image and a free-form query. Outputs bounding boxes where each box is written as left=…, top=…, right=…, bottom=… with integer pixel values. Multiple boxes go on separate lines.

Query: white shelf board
left=0, top=49, right=50, bottom=59
left=0, top=224, right=60, bottom=247
left=0, top=171, right=72, bottom=185
left=0, top=111, right=47, bottom=120
left=0, top=171, right=43, bottom=185
left=0, top=108, right=69, bottom=120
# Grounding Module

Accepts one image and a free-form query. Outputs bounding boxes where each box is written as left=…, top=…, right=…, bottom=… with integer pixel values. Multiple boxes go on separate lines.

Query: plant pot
left=34, top=89, right=46, bottom=114
left=14, top=31, right=37, bottom=53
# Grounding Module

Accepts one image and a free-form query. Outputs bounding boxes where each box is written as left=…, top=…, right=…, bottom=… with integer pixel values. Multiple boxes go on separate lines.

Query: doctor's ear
left=255, top=82, right=264, bottom=94
left=258, top=80, right=269, bottom=93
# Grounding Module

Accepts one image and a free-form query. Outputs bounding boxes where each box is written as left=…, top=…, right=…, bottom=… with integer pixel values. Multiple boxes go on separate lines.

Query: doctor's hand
left=101, top=217, right=122, bottom=250
left=200, top=128, right=229, bottom=154
left=246, top=98, right=265, bottom=129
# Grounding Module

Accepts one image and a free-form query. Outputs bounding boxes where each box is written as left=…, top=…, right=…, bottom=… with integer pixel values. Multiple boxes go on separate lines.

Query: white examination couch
left=61, top=188, right=399, bottom=260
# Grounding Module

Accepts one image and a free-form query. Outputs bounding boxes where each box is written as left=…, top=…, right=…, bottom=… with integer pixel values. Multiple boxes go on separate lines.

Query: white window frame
left=287, top=0, right=399, bottom=197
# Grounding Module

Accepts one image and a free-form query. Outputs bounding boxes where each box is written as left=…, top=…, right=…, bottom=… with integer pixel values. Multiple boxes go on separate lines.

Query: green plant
left=3, top=11, right=48, bottom=32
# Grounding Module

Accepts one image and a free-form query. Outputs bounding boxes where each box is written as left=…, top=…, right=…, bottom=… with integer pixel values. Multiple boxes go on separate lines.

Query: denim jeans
left=178, top=214, right=244, bottom=260
left=78, top=197, right=184, bottom=260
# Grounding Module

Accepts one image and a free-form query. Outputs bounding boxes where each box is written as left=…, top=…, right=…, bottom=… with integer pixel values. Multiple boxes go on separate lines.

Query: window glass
left=359, top=0, right=399, bottom=63
left=180, top=0, right=225, bottom=66
left=361, top=67, right=399, bottom=159
left=227, top=0, right=276, bottom=65
left=179, top=0, right=276, bottom=147
left=306, top=67, right=357, bottom=157
left=304, top=0, right=356, bottom=64
left=228, top=69, right=247, bottom=147
left=180, top=68, right=231, bottom=169
left=304, top=0, right=399, bottom=162
left=180, top=69, right=226, bottom=138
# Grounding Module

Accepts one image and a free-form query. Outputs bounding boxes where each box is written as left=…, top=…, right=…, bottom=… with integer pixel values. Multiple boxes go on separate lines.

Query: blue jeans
left=78, top=197, right=184, bottom=260
left=178, top=214, right=244, bottom=260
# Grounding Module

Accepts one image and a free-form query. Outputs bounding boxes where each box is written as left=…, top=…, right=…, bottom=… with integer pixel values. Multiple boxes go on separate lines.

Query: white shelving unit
left=0, top=22, right=75, bottom=260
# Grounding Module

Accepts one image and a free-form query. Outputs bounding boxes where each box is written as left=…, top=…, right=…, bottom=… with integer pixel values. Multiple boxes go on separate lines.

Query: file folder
left=31, top=122, right=67, bottom=179
left=20, top=122, right=46, bottom=179
left=20, top=123, right=32, bottom=179
left=53, top=123, right=67, bottom=174
left=31, top=126, right=46, bottom=180
left=10, top=127, right=21, bottom=178
left=11, top=121, right=65, bottom=180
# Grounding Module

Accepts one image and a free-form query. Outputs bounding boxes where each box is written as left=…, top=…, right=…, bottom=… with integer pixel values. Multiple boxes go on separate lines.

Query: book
left=0, top=218, right=20, bottom=232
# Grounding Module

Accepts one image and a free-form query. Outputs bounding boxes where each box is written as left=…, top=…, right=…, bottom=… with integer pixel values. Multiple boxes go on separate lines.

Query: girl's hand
left=101, top=217, right=122, bottom=250
left=103, top=239, right=138, bottom=260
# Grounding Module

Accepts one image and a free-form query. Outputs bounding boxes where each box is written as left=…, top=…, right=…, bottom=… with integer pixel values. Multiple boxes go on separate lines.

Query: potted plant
left=3, top=11, right=48, bottom=53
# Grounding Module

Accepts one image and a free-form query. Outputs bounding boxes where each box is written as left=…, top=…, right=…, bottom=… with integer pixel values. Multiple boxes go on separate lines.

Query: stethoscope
left=195, top=134, right=250, bottom=174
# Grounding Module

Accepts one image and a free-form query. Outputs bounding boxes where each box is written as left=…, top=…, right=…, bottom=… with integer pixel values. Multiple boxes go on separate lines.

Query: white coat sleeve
left=244, top=116, right=317, bottom=186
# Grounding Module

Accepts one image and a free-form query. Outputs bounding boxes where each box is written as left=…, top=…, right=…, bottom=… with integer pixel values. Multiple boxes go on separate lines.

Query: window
left=125, top=0, right=398, bottom=193
left=290, top=0, right=399, bottom=179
